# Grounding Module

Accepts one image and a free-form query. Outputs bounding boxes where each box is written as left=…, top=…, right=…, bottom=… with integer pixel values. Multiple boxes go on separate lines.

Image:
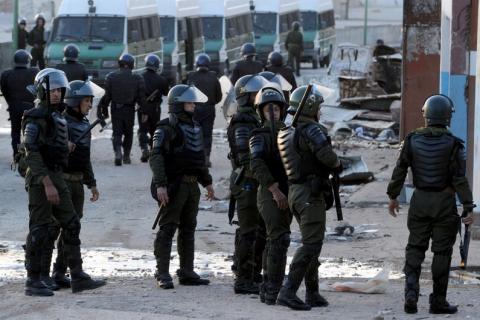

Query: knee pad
left=63, top=217, right=81, bottom=246
left=27, top=225, right=49, bottom=250
left=159, top=223, right=177, bottom=238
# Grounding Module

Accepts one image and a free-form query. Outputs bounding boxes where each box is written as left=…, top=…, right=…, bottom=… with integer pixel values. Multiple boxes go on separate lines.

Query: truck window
left=160, top=16, right=175, bottom=42
left=202, top=17, right=222, bottom=40
left=52, top=16, right=124, bottom=43
left=253, top=12, right=276, bottom=34
left=300, top=11, right=317, bottom=31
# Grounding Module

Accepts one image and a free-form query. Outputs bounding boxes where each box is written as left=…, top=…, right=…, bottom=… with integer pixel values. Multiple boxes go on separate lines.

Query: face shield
left=172, top=85, right=208, bottom=104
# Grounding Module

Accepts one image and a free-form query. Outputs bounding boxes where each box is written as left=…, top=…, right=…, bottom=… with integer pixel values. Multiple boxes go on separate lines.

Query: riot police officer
left=250, top=86, right=292, bottom=305
left=265, top=52, right=297, bottom=93
left=150, top=84, right=215, bottom=289
left=98, top=53, right=146, bottom=166
left=28, top=13, right=46, bottom=69
left=139, top=54, right=169, bottom=162
left=43, top=80, right=100, bottom=289
left=17, top=18, right=29, bottom=50
left=285, top=22, right=303, bottom=77
left=230, top=43, right=264, bottom=85
left=22, top=68, right=105, bottom=296
left=55, top=44, right=88, bottom=81
left=0, top=49, right=38, bottom=159
left=186, top=53, right=222, bottom=167
left=387, top=95, right=475, bottom=315
left=276, top=85, right=342, bottom=310
left=227, top=74, right=269, bottom=294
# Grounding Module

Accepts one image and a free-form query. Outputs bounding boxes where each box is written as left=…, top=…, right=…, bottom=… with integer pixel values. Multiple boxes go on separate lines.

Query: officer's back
left=142, top=67, right=169, bottom=105
left=0, top=50, right=38, bottom=105
left=230, top=43, right=263, bottom=85
left=105, top=67, right=143, bottom=105
left=187, top=54, right=222, bottom=106
left=55, top=44, right=88, bottom=81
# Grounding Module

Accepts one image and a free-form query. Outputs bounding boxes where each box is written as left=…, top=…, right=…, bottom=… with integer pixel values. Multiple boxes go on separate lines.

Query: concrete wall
left=336, top=24, right=402, bottom=46
left=0, top=42, right=13, bottom=71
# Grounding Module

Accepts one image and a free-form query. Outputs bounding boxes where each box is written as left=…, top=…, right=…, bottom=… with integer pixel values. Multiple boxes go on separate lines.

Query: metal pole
left=12, top=0, right=19, bottom=50
left=363, top=0, right=369, bottom=45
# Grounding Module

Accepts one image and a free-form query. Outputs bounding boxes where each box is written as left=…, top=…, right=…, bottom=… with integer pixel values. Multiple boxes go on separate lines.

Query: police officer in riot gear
left=150, top=84, right=215, bottom=289
left=276, top=85, right=342, bottom=310
left=265, top=51, right=297, bottom=93
left=186, top=53, right=222, bottom=167
left=56, top=44, right=88, bottom=81
left=387, top=94, right=475, bottom=315
left=43, top=80, right=100, bottom=289
left=17, top=18, right=29, bottom=50
left=230, top=43, right=264, bottom=85
left=227, top=74, right=269, bottom=294
left=250, top=86, right=292, bottom=305
left=28, top=13, right=46, bottom=69
left=139, top=54, right=169, bottom=162
left=1, top=50, right=38, bottom=159
left=98, top=53, right=146, bottom=166
left=22, top=68, right=105, bottom=296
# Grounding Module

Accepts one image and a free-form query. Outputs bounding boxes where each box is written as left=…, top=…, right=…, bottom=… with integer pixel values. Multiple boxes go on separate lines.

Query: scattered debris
left=339, top=156, right=374, bottom=183
left=319, top=267, right=390, bottom=294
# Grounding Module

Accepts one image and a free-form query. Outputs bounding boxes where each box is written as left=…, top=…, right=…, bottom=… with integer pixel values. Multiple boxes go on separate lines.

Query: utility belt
left=62, top=172, right=84, bottom=182
left=46, top=164, right=64, bottom=173
left=289, top=174, right=331, bottom=196
left=182, top=175, right=198, bottom=183
left=112, top=102, right=134, bottom=110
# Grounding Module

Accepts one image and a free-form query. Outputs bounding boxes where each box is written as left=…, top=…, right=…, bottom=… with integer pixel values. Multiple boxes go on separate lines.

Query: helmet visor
left=175, top=86, right=208, bottom=103
left=270, top=74, right=293, bottom=91
left=243, top=75, right=270, bottom=94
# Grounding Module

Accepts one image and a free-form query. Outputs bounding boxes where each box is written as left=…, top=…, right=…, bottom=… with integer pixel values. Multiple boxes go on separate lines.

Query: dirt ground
left=1, top=70, right=479, bottom=320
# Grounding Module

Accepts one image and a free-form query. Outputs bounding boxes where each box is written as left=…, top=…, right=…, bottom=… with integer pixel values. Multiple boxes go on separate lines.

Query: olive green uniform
left=250, top=121, right=292, bottom=303
left=22, top=103, right=85, bottom=284
left=277, top=116, right=340, bottom=308
left=150, top=112, right=212, bottom=285
left=228, top=105, right=266, bottom=289
left=285, top=29, right=303, bottom=76
left=387, top=127, right=473, bottom=309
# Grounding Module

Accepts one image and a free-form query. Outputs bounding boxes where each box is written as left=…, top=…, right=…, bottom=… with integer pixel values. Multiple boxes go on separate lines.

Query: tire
left=312, top=58, right=318, bottom=69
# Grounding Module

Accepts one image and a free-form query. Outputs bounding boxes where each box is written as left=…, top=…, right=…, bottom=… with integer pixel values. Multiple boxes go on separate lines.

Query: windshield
left=202, top=17, right=223, bottom=40
left=253, top=12, right=277, bottom=34
left=301, top=11, right=317, bottom=31
left=52, top=16, right=124, bottom=42
left=160, top=16, right=175, bottom=42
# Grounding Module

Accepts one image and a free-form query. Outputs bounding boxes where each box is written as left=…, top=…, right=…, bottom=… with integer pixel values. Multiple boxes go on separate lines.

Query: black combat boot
left=276, top=279, right=311, bottom=311
left=404, top=273, right=419, bottom=314
left=253, top=230, right=266, bottom=285
left=123, top=148, right=131, bottom=164
left=154, top=224, right=176, bottom=289
left=140, top=148, right=149, bottom=163
left=265, top=236, right=289, bottom=305
left=40, top=242, right=59, bottom=291
left=234, top=231, right=259, bottom=294
left=69, top=259, right=106, bottom=293
left=304, top=254, right=328, bottom=307
left=114, top=147, right=122, bottom=166
left=177, top=228, right=209, bottom=286
left=25, top=272, right=54, bottom=297
left=429, top=253, right=457, bottom=314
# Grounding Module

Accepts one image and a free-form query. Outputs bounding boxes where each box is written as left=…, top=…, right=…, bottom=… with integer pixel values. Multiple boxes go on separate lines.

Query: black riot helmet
left=241, top=43, right=256, bottom=58
left=167, top=84, right=208, bottom=114
left=118, top=53, right=135, bottom=69
left=258, top=71, right=292, bottom=92
left=421, top=94, right=455, bottom=127
left=13, top=49, right=31, bottom=67
left=64, top=80, right=95, bottom=108
left=63, top=44, right=80, bottom=62
left=267, top=51, right=283, bottom=67
left=145, top=54, right=161, bottom=72
left=254, top=85, right=287, bottom=122
left=27, top=68, right=70, bottom=102
left=195, top=53, right=211, bottom=70
left=19, top=17, right=27, bottom=26
left=234, top=74, right=270, bottom=107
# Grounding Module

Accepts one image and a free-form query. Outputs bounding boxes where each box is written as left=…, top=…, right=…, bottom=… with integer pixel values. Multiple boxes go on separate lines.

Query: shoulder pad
left=303, top=123, right=329, bottom=148
left=23, top=106, right=47, bottom=119
left=152, top=127, right=166, bottom=153
left=234, top=126, right=251, bottom=151
left=23, top=122, right=40, bottom=150
left=249, top=133, right=267, bottom=159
